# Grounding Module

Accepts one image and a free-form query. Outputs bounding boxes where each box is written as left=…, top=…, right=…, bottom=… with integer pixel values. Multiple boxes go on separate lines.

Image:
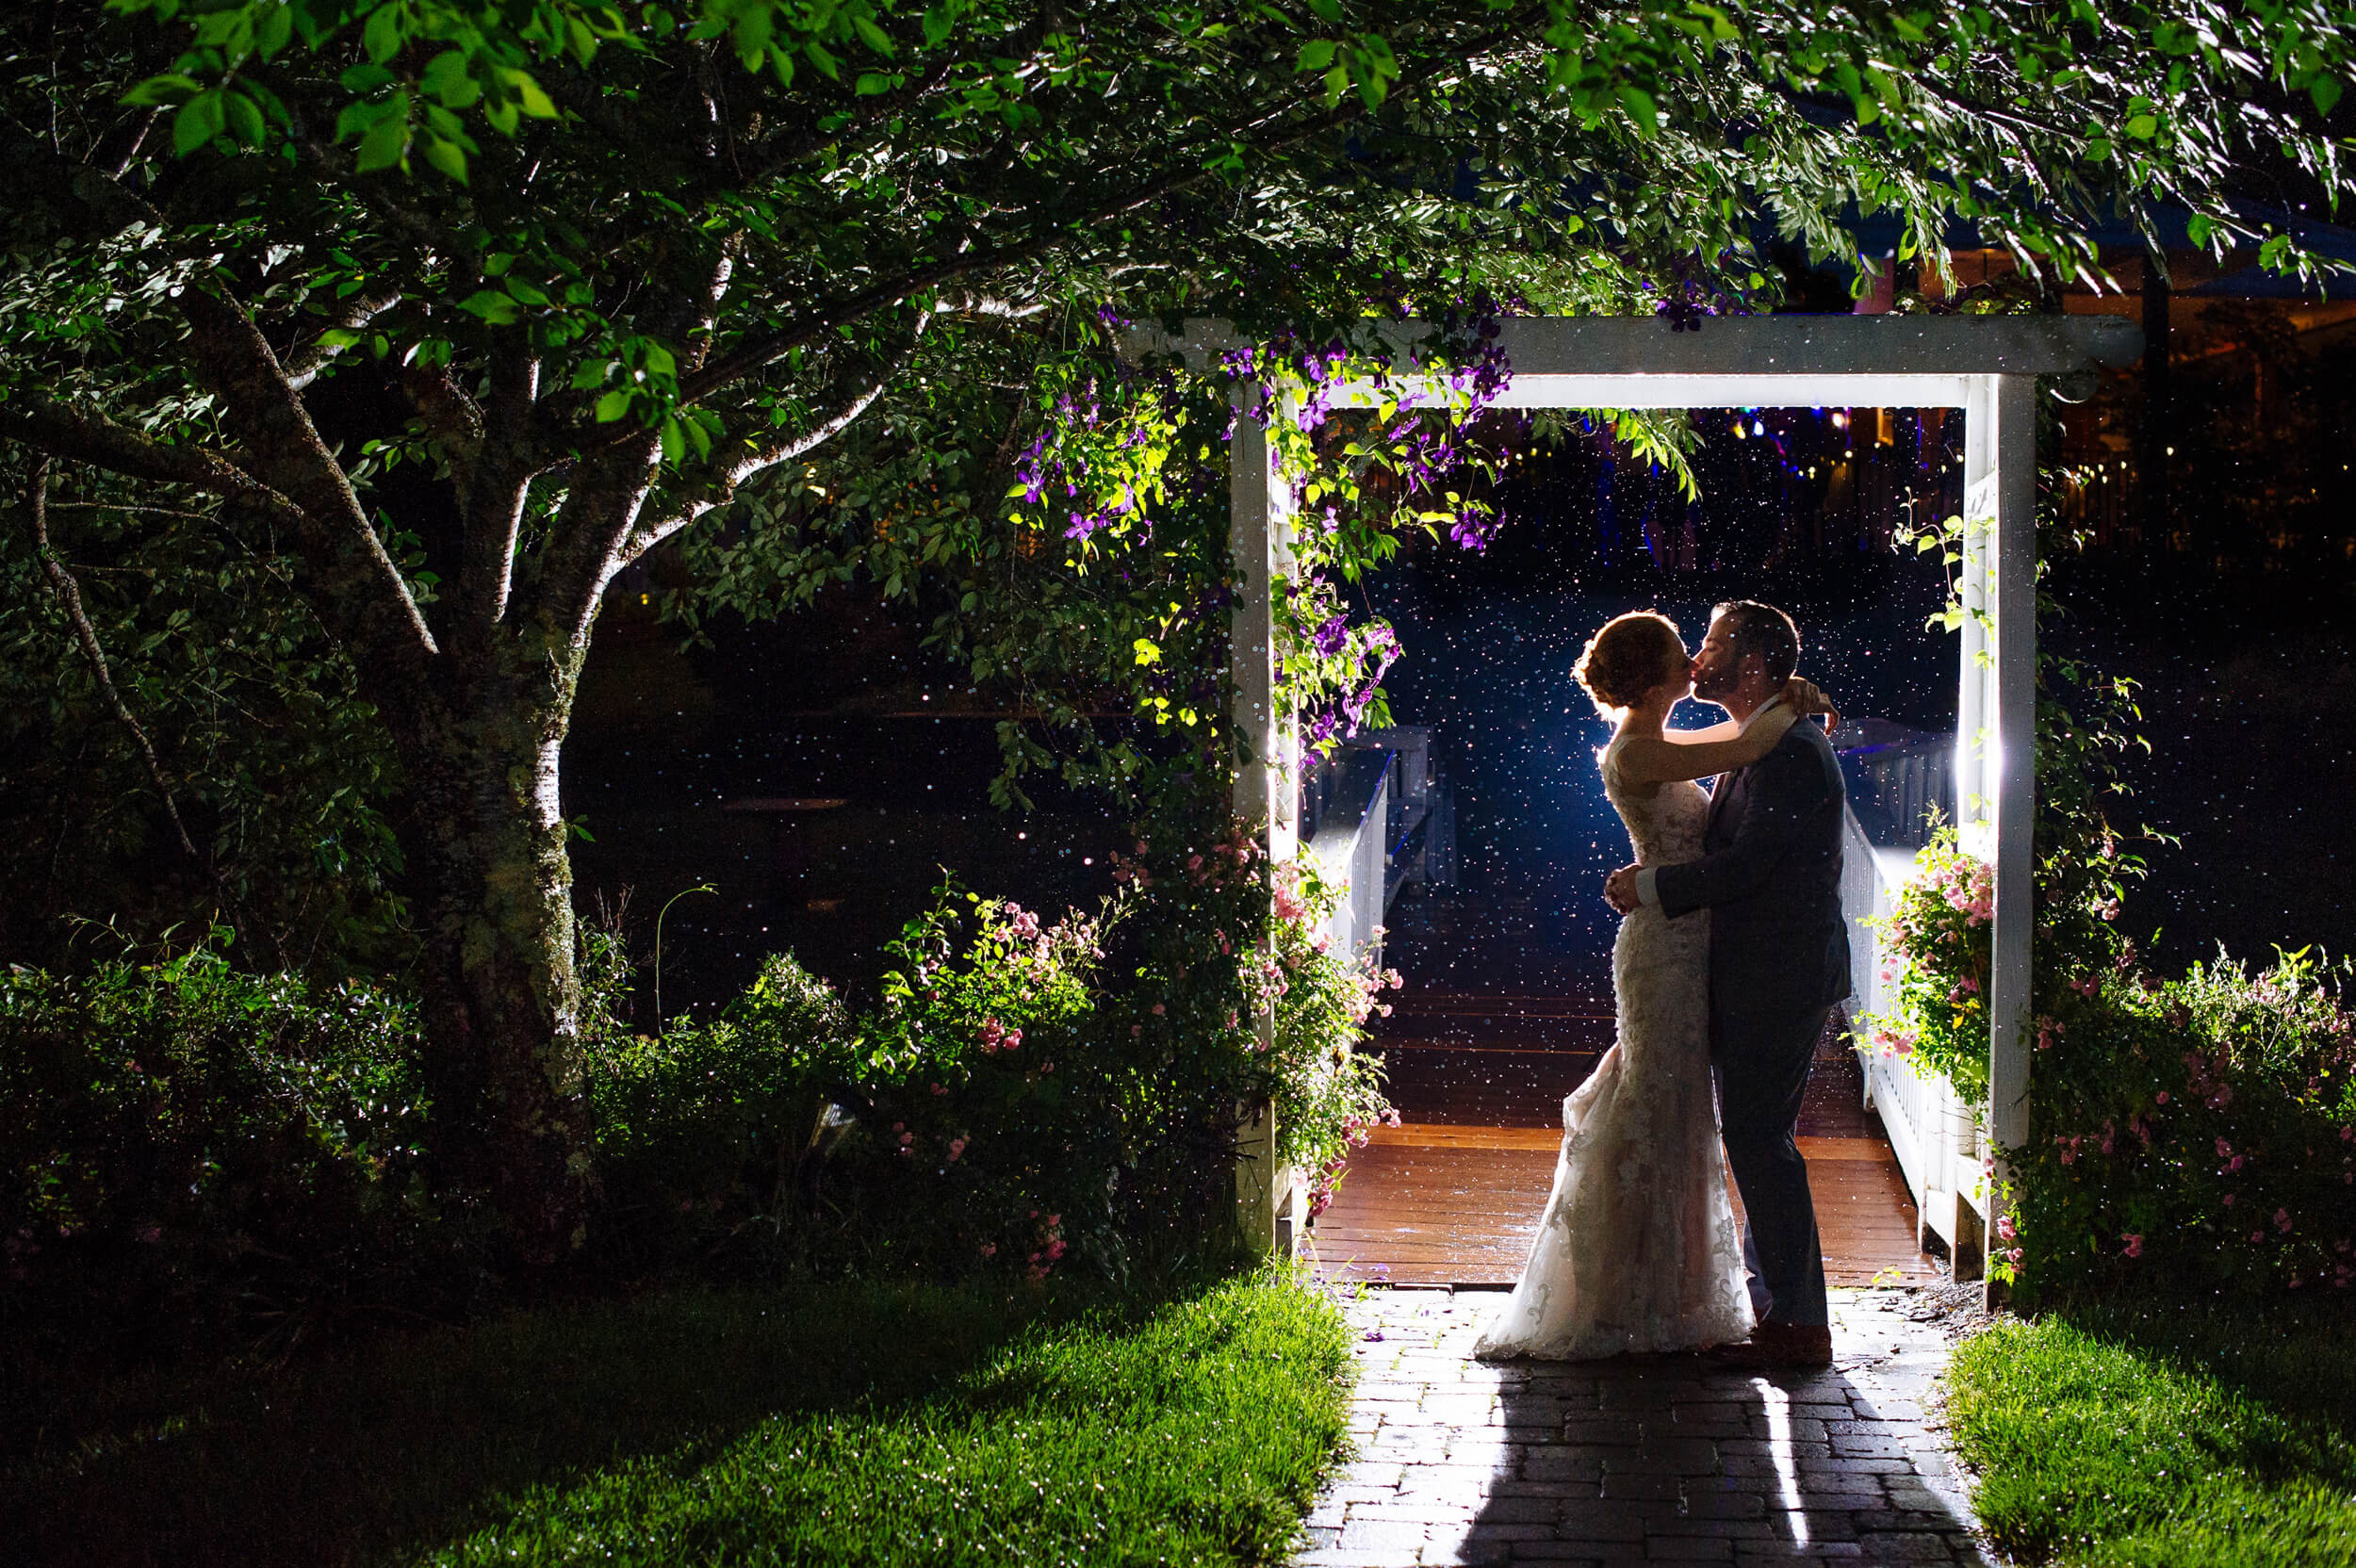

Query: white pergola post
left=1128, top=315, right=2137, bottom=1264
left=1985, top=375, right=2040, bottom=1296
left=1229, top=388, right=1301, bottom=1254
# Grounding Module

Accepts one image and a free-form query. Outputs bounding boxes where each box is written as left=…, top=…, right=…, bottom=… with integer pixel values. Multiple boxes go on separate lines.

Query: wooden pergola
left=1124, top=312, right=2146, bottom=1261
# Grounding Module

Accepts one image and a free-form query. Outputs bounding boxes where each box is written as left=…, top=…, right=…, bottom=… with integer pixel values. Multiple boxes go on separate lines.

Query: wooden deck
left=1308, top=992, right=1939, bottom=1288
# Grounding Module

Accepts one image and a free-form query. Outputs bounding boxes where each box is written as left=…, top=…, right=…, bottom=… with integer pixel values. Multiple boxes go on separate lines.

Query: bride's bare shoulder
left=1598, top=742, right=1661, bottom=796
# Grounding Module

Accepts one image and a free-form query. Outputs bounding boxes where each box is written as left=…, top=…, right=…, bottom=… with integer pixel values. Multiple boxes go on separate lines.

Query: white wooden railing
left=1838, top=731, right=1989, bottom=1271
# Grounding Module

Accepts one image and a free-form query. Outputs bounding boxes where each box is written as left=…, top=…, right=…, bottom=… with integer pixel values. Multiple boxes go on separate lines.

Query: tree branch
left=173, top=285, right=442, bottom=673
left=459, top=340, right=541, bottom=628
left=24, top=457, right=289, bottom=967
left=656, top=31, right=1497, bottom=420
left=0, top=391, right=312, bottom=524
left=286, top=287, right=402, bottom=391
left=628, top=325, right=924, bottom=566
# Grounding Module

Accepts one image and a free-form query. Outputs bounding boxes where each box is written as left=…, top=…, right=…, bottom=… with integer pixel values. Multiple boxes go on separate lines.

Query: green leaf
left=595, top=388, right=634, bottom=422
left=505, top=70, right=559, bottom=120
left=1619, top=83, right=1659, bottom=135
left=923, top=6, right=954, bottom=47
left=1297, top=40, right=1336, bottom=72
left=854, top=72, right=894, bottom=96
left=172, top=91, right=225, bottom=156
left=1132, top=637, right=1160, bottom=666
left=501, top=275, right=550, bottom=306
left=423, top=50, right=482, bottom=109
left=2312, top=74, right=2343, bottom=117
left=254, top=3, right=294, bottom=58
left=122, top=73, right=202, bottom=107
left=459, top=290, right=522, bottom=323
left=221, top=89, right=265, bottom=147
left=806, top=38, right=841, bottom=79
left=659, top=415, right=685, bottom=465
left=362, top=5, right=404, bottom=65
left=354, top=106, right=409, bottom=172
left=2123, top=113, right=2158, bottom=139
left=850, top=11, right=897, bottom=57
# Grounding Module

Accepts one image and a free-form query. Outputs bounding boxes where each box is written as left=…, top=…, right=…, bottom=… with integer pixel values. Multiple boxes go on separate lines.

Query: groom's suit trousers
left=1712, top=1002, right=1832, bottom=1329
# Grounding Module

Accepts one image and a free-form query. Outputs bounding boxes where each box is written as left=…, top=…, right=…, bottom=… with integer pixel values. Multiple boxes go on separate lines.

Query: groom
left=1605, top=600, right=1849, bottom=1368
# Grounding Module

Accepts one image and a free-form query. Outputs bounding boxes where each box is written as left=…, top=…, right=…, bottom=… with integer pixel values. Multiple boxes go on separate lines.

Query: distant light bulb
left=1753, top=420, right=1766, bottom=436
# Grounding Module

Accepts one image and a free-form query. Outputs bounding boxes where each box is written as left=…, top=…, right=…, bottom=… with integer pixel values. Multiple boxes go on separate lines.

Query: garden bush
left=2014, top=949, right=2356, bottom=1296
left=581, top=828, right=1394, bottom=1285
left=3, top=805, right=1398, bottom=1351
left=0, top=937, right=443, bottom=1355
left=1860, top=846, right=2356, bottom=1297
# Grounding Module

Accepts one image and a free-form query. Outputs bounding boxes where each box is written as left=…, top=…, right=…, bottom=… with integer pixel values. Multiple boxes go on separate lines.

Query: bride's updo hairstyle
left=1574, top=611, right=1686, bottom=714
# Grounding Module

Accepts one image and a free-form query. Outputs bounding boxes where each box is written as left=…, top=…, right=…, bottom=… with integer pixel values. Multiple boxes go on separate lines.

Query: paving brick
left=1598, top=1472, right=1684, bottom=1502
left=1343, top=1516, right=1441, bottom=1553
left=1854, top=1529, right=1972, bottom=1561
left=1601, top=1439, right=1722, bottom=1476
left=1553, top=1499, right=1660, bottom=1542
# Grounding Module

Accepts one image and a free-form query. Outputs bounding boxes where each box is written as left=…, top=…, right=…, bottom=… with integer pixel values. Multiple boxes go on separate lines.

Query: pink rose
left=2123, top=1233, right=2143, bottom=1258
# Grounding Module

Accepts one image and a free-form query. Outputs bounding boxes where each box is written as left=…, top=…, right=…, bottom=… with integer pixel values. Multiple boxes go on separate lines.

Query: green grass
left=2, top=1267, right=1353, bottom=1568
left=1944, top=1293, right=2356, bottom=1567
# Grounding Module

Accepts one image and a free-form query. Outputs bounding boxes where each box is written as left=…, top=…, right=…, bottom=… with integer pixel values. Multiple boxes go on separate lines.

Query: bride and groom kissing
left=1473, top=601, right=1850, bottom=1370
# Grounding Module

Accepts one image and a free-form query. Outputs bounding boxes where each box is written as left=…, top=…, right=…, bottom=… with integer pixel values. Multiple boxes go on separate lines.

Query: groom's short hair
left=1711, top=600, right=1800, bottom=685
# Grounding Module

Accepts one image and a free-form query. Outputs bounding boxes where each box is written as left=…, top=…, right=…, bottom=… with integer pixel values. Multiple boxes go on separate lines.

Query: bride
left=1476, top=610, right=1836, bottom=1361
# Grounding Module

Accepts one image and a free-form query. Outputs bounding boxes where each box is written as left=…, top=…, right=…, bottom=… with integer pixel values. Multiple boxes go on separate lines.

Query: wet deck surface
left=1310, top=991, right=1939, bottom=1288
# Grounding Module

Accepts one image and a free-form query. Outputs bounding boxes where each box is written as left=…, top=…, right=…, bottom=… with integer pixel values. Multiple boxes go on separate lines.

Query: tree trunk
left=393, top=639, right=597, bottom=1266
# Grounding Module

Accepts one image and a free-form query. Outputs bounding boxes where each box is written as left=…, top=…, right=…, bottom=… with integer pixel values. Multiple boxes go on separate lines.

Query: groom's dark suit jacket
left=1652, top=720, right=1850, bottom=1014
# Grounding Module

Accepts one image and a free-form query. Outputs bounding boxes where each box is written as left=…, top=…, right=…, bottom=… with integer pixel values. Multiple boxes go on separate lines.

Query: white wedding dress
left=1475, top=736, right=1756, bottom=1360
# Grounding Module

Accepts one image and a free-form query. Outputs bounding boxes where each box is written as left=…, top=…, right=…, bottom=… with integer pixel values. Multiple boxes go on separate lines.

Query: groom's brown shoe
left=1709, top=1323, right=1834, bottom=1369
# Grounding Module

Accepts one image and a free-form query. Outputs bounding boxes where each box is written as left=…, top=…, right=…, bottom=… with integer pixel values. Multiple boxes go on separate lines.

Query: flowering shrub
left=2016, top=950, right=2356, bottom=1296
left=614, top=818, right=1388, bottom=1284
left=1857, top=827, right=1996, bottom=1102
left=847, top=884, right=1122, bottom=1281
left=1265, top=862, right=1400, bottom=1218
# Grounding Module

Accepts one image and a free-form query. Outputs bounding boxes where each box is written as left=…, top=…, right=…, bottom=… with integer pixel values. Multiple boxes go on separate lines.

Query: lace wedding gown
left=1474, top=736, right=1756, bottom=1360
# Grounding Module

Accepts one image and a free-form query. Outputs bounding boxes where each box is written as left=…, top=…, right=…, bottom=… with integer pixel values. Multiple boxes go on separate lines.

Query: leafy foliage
left=0, top=936, right=443, bottom=1355
left=0, top=460, right=410, bottom=974
left=2015, top=948, right=2356, bottom=1298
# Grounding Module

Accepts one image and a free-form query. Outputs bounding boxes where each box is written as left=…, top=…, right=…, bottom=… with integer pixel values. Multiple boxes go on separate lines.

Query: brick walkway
left=1295, top=1286, right=1991, bottom=1567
